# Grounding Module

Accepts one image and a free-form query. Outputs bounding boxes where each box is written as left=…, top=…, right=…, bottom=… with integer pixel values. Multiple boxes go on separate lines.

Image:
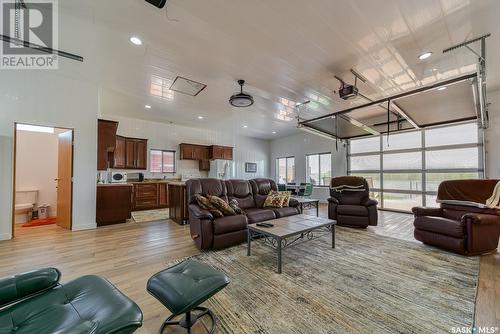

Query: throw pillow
left=207, top=195, right=236, bottom=216
left=263, top=191, right=284, bottom=208
left=229, top=199, right=245, bottom=215
left=280, top=191, right=292, bottom=207
left=194, top=194, right=224, bottom=218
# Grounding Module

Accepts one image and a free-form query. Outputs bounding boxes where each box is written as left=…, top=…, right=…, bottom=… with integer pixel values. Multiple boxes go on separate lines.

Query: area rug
left=180, top=228, right=479, bottom=333
left=21, top=217, right=56, bottom=227
left=131, top=209, right=169, bottom=223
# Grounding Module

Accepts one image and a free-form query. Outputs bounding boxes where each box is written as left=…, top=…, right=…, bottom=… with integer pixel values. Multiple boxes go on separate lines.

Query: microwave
left=111, top=172, right=127, bottom=183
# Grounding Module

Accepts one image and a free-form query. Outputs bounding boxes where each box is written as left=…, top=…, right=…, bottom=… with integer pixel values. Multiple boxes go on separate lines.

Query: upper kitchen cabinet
left=124, top=138, right=148, bottom=170
left=113, top=136, right=126, bottom=169
left=97, top=119, right=118, bottom=170
left=210, top=145, right=233, bottom=160
left=179, top=143, right=209, bottom=160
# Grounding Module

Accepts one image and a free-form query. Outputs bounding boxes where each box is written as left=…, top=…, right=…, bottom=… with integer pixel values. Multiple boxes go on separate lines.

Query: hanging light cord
left=386, top=99, right=391, bottom=146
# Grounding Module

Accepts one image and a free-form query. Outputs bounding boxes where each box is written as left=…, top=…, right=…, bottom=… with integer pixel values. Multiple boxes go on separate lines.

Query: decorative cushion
left=194, top=194, right=223, bottom=218
left=263, top=191, right=284, bottom=208
left=207, top=195, right=236, bottom=216
left=229, top=199, right=244, bottom=215
left=281, top=191, right=292, bottom=207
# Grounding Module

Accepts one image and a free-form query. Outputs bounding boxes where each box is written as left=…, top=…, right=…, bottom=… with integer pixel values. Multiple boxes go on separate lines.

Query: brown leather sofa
left=412, top=179, right=500, bottom=255
left=186, top=178, right=300, bottom=250
left=328, top=176, right=378, bottom=228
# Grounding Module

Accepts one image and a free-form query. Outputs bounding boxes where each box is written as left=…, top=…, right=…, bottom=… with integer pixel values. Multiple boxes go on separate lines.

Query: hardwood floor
left=1, top=207, right=498, bottom=333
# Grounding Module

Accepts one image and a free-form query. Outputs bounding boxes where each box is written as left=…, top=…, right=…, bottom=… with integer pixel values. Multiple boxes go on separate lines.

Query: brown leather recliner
left=186, top=178, right=300, bottom=250
left=412, top=179, right=500, bottom=255
left=328, top=176, right=378, bottom=228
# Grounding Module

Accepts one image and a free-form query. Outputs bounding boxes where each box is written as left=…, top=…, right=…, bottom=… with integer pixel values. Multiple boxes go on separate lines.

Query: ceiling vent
left=169, top=76, right=207, bottom=96
left=229, top=80, right=254, bottom=107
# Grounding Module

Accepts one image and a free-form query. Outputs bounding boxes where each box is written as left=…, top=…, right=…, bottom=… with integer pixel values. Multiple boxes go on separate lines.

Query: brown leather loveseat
left=412, top=179, right=500, bottom=255
left=186, top=178, right=301, bottom=250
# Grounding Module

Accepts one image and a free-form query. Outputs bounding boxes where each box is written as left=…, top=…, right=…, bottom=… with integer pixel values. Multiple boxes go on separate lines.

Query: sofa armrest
left=362, top=198, right=378, bottom=207
left=289, top=198, right=300, bottom=208
left=462, top=213, right=500, bottom=225
left=328, top=197, right=339, bottom=204
left=411, top=207, right=443, bottom=217
left=188, top=204, right=213, bottom=220
left=0, top=268, right=61, bottom=308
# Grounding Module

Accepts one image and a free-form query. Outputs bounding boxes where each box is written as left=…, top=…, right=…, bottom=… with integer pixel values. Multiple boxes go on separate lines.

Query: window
left=276, top=157, right=295, bottom=184
left=348, top=121, right=483, bottom=212
left=150, top=150, right=176, bottom=173
left=306, top=153, right=332, bottom=186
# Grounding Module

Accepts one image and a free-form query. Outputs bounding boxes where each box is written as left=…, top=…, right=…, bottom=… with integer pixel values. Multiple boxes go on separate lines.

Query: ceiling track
left=299, top=72, right=477, bottom=125
left=0, top=35, right=83, bottom=62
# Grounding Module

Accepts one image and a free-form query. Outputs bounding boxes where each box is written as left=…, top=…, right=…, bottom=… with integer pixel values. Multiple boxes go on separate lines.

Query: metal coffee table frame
left=247, top=217, right=336, bottom=274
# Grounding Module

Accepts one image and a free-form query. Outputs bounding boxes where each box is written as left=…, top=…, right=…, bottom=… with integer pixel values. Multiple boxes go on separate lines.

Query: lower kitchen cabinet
left=132, top=182, right=169, bottom=211
left=96, top=184, right=132, bottom=226
left=168, top=182, right=188, bottom=225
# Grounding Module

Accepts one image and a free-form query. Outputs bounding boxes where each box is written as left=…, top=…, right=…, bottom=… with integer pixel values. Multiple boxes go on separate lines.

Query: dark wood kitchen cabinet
left=96, top=184, right=132, bottom=226
left=199, top=159, right=210, bottom=171
left=113, top=136, right=126, bottom=168
left=123, top=138, right=148, bottom=170
left=97, top=119, right=118, bottom=170
left=179, top=143, right=209, bottom=160
left=132, top=182, right=169, bottom=211
left=168, top=182, right=188, bottom=225
left=210, top=145, right=233, bottom=160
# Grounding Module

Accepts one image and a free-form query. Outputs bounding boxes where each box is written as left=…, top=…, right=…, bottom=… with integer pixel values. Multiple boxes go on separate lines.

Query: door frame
left=11, top=122, right=75, bottom=238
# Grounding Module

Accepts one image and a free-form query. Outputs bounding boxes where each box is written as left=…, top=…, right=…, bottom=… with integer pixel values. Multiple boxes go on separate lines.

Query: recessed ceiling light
left=272, top=131, right=277, bottom=134
left=437, top=86, right=447, bottom=91
left=418, top=52, right=432, bottom=60
left=145, top=105, right=151, bottom=109
left=243, top=125, right=248, bottom=128
left=130, top=36, right=142, bottom=46
left=197, top=116, right=204, bottom=120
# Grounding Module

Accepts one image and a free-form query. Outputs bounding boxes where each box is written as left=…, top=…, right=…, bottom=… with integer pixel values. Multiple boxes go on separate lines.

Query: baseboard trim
left=72, top=223, right=97, bottom=232
left=0, top=233, right=12, bottom=241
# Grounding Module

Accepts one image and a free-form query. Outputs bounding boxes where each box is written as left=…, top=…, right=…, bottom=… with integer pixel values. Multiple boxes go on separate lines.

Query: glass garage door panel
left=383, top=131, right=421, bottom=151
left=350, top=136, right=380, bottom=154
left=425, top=148, right=478, bottom=169
left=425, top=172, right=480, bottom=192
left=350, top=173, right=381, bottom=189
left=383, top=193, right=423, bottom=211
left=425, top=123, right=478, bottom=147
left=383, top=152, right=422, bottom=170
left=350, top=155, right=380, bottom=171
left=383, top=173, right=422, bottom=191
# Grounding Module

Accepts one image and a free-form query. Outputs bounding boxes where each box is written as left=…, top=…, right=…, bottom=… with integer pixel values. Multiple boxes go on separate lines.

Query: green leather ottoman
left=0, top=268, right=143, bottom=334
left=147, top=260, right=230, bottom=334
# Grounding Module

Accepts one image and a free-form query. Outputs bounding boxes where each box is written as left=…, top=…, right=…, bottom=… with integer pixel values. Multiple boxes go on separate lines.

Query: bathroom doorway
left=12, top=123, right=74, bottom=237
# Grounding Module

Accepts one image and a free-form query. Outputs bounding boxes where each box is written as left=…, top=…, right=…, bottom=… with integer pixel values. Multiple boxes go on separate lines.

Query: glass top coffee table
left=247, top=214, right=336, bottom=274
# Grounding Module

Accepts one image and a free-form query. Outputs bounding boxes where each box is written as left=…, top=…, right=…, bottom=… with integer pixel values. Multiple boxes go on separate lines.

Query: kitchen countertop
left=97, top=183, right=133, bottom=187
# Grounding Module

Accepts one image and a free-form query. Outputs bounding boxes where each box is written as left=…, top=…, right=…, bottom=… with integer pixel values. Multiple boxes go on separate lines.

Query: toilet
left=15, top=190, right=39, bottom=224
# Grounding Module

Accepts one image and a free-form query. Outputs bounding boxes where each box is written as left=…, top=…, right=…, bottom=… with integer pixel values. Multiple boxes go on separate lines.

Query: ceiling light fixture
left=130, top=36, right=142, bottom=46
left=418, top=52, right=432, bottom=60
left=437, top=86, right=447, bottom=91
left=272, top=131, right=277, bottom=134
left=145, top=105, right=152, bottom=109
left=243, top=125, right=248, bottom=128
left=229, top=80, right=254, bottom=107
left=197, top=116, right=204, bottom=120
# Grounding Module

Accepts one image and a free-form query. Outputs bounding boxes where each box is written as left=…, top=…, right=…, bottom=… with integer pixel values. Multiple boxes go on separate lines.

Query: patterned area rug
left=131, top=209, right=169, bottom=223
left=185, top=228, right=479, bottom=333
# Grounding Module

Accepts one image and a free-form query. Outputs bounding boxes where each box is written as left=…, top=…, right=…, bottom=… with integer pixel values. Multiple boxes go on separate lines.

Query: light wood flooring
left=1, top=206, right=498, bottom=333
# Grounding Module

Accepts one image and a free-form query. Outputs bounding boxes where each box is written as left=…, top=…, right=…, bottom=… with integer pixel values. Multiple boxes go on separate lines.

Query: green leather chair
left=0, top=268, right=143, bottom=334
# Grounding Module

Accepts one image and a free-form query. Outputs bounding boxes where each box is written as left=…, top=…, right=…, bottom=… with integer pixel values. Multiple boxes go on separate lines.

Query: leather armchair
left=413, top=204, right=500, bottom=256
left=328, top=177, right=378, bottom=228
left=0, top=268, right=143, bottom=334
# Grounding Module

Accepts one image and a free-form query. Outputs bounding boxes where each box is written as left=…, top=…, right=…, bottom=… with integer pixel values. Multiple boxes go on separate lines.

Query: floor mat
left=22, top=217, right=57, bottom=227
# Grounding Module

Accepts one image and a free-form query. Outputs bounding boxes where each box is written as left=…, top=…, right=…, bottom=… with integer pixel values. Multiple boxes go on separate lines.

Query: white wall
left=15, top=130, right=59, bottom=217
left=270, top=132, right=348, bottom=202
left=101, top=115, right=270, bottom=180
left=0, top=71, right=99, bottom=239
left=485, top=89, right=500, bottom=179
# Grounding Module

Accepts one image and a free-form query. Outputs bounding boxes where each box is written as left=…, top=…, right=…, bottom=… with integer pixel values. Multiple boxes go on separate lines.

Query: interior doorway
left=12, top=123, right=74, bottom=237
